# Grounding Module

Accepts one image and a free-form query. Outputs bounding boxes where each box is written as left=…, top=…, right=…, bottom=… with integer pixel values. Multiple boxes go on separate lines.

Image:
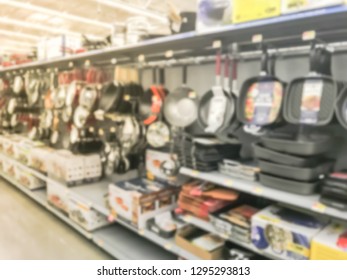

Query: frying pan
left=79, top=85, right=98, bottom=111
left=12, top=75, right=25, bottom=96
left=237, top=47, right=285, bottom=127
left=73, top=105, right=90, bottom=129
left=139, top=68, right=163, bottom=125
left=98, top=81, right=123, bottom=113
left=26, top=74, right=41, bottom=107
left=164, top=65, right=198, bottom=128
left=283, top=45, right=339, bottom=126
left=335, top=84, right=347, bottom=130
left=198, top=52, right=235, bottom=134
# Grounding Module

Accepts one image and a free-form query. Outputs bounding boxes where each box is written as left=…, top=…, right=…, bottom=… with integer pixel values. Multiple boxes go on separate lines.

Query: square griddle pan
left=252, top=142, right=322, bottom=167
left=258, top=159, right=332, bottom=181
left=259, top=173, right=319, bottom=195
left=260, top=133, right=334, bottom=156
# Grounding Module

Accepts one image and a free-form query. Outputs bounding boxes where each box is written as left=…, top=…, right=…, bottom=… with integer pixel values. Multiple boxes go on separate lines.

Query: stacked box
left=68, top=194, right=110, bottom=231
left=15, top=165, right=45, bottom=190
left=311, top=223, right=347, bottom=260
left=83, top=154, right=102, bottom=182
left=47, top=181, right=70, bottom=213
left=29, top=146, right=56, bottom=172
left=108, top=178, right=179, bottom=229
left=251, top=205, right=328, bottom=260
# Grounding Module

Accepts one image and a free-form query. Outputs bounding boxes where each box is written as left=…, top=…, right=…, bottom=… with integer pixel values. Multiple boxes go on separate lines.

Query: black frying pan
left=237, top=47, right=285, bottom=127
left=98, top=81, right=123, bottom=113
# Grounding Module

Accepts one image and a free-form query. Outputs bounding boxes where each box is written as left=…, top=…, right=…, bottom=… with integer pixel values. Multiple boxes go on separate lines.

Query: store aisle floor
left=0, top=179, right=111, bottom=260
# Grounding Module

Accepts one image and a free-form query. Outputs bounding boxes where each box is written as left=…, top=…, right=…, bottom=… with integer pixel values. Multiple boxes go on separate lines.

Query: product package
left=46, top=35, right=81, bottom=59
left=232, top=0, right=281, bottom=23
left=15, top=165, right=45, bottom=190
left=311, top=222, right=347, bottom=260
left=251, top=205, right=328, bottom=259
left=108, top=178, right=179, bottom=229
left=68, top=194, right=110, bottom=231
left=178, top=180, right=239, bottom=220
left=282, top=0, right=344, bottom=14
left=175, top=224, right=225, bottom=259
left=47, top=181, right=70, bottom=213
left=211, top=204, right=260, bottom=243
left=196, top=0, right=232, bottom=32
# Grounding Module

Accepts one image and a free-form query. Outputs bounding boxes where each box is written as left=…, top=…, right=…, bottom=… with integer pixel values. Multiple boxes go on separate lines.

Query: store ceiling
left=0, top=0, right=196, bottom=55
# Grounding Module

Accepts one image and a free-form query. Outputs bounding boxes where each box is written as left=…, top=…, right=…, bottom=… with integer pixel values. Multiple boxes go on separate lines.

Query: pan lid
left=146, top=121, right=170, bottom=148
left=73, top=105, right=90, bottom=129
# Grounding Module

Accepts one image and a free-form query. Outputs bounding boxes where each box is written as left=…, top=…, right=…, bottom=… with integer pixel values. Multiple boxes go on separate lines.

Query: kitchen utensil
left=252, top=142, right=322, bottom=167
left=237, top=47, right=285, bottom=127
left=198, top=51, right=235, bottom=134
left=283, top=45, right=339, bottom=126
left=164, top=65, right=198, bottom=128
left=259, top=159, right=332, bottom=181
left=261, top=132, right=334, bottom=156
left=259, top=173, right=320, bottom=195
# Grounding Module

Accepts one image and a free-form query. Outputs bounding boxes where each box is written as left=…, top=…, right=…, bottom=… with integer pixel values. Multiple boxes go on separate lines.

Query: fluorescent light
left=0, top=0, right=112, bottom=29
left=97, top=0, right=168, bottom=23
left=0, top=29, right=39, bottom=40
left=0, top=17, right=103, bottom=40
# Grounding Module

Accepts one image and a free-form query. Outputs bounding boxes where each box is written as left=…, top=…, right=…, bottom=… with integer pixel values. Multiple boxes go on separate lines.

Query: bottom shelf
left=0, top=171, right=176, bottom=260
left=182, top=214, right=281, bottom=260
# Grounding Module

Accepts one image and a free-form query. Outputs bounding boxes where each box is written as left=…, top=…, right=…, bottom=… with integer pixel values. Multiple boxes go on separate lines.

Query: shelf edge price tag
left=164, top=243, right=173, bottom=250
left=96, top=238, right=104, bottom=248
left=212, top=40, right=222, bottom=49
left=165, top=50, right=174, bottom=58
left=138, top=229, right=145, bottom=236
left=252, top=186, right=263, bottom=196
left=191, top=170, right=200, bottom=176
left=224, top=179, right=233, bottom=187
left=302, top=30, right=316, bottom=41
left=311, top=202, right=326, bottom=213
left=252, top=34, right=263, bottom=43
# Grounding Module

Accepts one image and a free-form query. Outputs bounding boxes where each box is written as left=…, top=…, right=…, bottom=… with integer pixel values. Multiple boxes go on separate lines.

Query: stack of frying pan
left=250, top=44, right=339, bottom=195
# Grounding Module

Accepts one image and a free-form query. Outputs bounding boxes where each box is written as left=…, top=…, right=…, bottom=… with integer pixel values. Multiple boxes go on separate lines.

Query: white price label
left=302, top=30, right=316, bottom=41
left=252, top=34, right=263, bottom=43
left=212, top=40, right=222, bottom=49
left=311, top=202, right=326, bottom=213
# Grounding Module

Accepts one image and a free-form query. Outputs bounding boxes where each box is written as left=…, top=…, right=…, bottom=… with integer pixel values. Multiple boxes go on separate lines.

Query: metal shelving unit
left=0, top=153, right=197, bottom=260
left=180, top=167, right=347, bottom=221
left=1, top=5, right=347, bottom=73
left=181, top=214, right=280, bottom=260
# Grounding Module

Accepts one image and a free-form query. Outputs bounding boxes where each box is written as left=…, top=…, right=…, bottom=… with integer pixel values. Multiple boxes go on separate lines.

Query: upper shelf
left=1, top=5, right=347, bottom=73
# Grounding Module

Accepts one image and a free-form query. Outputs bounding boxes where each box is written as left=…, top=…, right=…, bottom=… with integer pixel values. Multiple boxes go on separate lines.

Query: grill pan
left=252, top=142, right=322, bottom=167
left=283, top=45, right=339, bottom=126
left=258, top=159, right=332, bottom=181
left=259, top=173, right=319, bottom=195
left=237, top=49, right=285, bottom=127
left=260, top=133, right=334, bottom=156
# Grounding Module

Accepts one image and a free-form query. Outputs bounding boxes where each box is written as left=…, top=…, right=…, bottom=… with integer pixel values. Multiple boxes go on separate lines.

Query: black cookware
left=283, top=45, right=340, bottom=126
left=237, top=47, right=285, bottom=127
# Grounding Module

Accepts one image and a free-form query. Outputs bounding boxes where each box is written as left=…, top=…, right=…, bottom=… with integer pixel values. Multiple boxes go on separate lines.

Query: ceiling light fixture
left=0, top=0, right=112, bottom=29
left=0, top=29, right=40, bottom=40
left=96, top=0, right=168, bottom=23
left=0, top=17, right=103, bottom=40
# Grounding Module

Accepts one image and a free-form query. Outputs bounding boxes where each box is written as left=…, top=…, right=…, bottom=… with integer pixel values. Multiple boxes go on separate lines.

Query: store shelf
left=180, top=167, right=347, bottom=222
left=93, top=225, right=176, bottom=260
left=181, top=214, right=280, bottom=260
left=0, top=152, right=200, bottom=259
left=0, top=170, right=93, bottom=239
left=1, top=5, right=347, bottom=72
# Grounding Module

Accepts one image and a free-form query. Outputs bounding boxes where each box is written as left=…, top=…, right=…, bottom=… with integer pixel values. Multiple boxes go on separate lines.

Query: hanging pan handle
left=268, top=53, right=276, bottom=76
left=215, top=49, right=222, bottom=86
left=223, top=54, right=230, bottom=92
left=152, top=67, right=157, bottom=84
left=260, top=45, right=269, bottom=74
left=182, top=64, right=188, bottom=85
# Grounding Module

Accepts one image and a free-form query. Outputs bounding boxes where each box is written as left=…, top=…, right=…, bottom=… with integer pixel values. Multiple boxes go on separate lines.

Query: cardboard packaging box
left=108, top=178, right=179, bottom=229
left=282, top=0, right=344, bottom=14
left=233, top=0, right=281, bottom=23
left=175, top=224, right=225, bottom=259
left=3, top=158, right=15, bottom=178
left=15, top=165, right=45, bottom=190
left=196, top=0, right=232, bottom=32
left=68, top=194, right=110, bottom=231
left=46, top=35, right=81, bottom=59
left=14, top=139, right=44, bottom=165
left=251, top=205, right=328, bottom=259
left=146, top=149, right=187, bottom=186
left=47, top=181, right=70, bottom=213
left=37, top=38, right=47, bottom=61
left=29, top=146, right=56, bottom=172
left=311, top=223, right=347, bottom=260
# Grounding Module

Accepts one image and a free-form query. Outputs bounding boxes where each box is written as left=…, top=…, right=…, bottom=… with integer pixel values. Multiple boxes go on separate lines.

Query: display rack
left=0, top=152, right=200, bottom=260
left=180, top=167, right=347, bottom=222
left=1, top=5, right=347, bottom=73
